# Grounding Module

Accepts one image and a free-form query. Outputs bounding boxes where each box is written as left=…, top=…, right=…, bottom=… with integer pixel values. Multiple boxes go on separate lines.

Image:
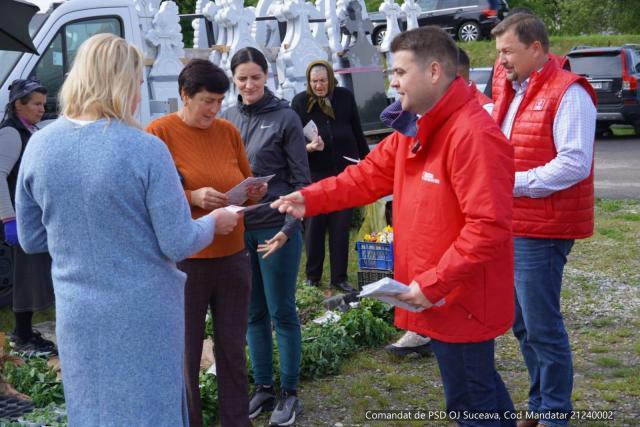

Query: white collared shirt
left=501, top=78, right=597, bottom=198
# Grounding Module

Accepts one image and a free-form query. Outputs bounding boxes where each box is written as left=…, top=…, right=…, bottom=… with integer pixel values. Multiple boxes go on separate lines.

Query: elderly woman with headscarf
left=0, top=78, right=57, bottom=356
left=291, top=60, right=370, bottom=293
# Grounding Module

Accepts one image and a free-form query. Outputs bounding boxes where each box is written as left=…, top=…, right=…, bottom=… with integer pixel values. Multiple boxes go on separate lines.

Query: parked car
left=567, top=44, right=640, bottom=135
left=470, top=66, right=492, bottom=93
left=369, top=0, right=509, bottom=45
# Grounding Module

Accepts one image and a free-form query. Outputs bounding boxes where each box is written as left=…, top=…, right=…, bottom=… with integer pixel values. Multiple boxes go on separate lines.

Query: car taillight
left=621, top=50, right=637, bottom=91
left=481, top=8, right=497, bottom=17
left=622, top=75, right=637, bottom=91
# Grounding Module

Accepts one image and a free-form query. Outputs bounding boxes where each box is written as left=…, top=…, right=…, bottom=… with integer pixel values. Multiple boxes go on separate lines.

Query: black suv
left=369, top=0, right=509, bottom=45
left=567, top=44, right=640, bottom=135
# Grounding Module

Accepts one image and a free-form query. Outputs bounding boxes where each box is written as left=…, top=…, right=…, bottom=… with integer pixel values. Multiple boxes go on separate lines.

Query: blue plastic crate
left=355, top=241, right=393, bottom=271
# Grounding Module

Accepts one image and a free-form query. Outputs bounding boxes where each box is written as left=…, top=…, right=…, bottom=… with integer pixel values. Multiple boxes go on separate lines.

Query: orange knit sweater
left=146, top=113, right=252, bottom=259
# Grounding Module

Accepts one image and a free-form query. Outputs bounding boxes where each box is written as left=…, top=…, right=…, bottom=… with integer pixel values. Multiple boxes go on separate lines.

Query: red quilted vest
left=491, top=53, right=569, bottom=100
left=492, top=59, right=597, bottom=239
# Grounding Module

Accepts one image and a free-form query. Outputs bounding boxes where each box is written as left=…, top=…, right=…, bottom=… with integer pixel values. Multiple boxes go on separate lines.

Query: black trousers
left=178, top=250, right=252, bottom=427
left=304, top=208, right=352, bottom=285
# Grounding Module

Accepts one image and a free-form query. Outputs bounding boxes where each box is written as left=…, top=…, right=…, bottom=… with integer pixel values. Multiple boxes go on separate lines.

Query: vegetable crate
left=357, top=269, right=393, bottom=289
left=355, top=241, right=393, bottom=271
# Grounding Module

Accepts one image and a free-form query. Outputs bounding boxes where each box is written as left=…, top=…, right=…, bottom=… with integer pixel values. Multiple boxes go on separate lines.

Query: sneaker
left=249, top=385, right=276, bottom=419
left=384, top=331, right=432, bottom=357
left=269, top=390, right=302, bottom=426
left=10, top=330, right=57, bottom=357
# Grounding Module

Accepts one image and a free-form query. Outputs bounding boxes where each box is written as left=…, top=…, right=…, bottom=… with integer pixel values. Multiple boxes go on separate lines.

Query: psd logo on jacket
left=422, top=171, right=440, bottom=184
left=533, top=98, right=547, bottom=111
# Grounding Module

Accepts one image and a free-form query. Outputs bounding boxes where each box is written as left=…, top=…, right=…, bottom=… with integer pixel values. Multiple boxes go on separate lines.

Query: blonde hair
left=59, top=33, right=143, bottom=127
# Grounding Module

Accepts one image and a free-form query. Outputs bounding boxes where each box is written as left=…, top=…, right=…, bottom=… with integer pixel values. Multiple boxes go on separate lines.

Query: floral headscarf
left=305, top=60, right=338, bottom=119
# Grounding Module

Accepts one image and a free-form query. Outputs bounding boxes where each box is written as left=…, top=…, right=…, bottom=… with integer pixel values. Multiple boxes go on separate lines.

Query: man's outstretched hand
left=270, top=191, right=306, bottom=219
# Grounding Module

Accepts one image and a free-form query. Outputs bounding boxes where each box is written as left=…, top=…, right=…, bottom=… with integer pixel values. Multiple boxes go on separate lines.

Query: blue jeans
left=431, top=339, right=516, bottom=427
left=245, top=227, right=302, bottom=391
left=513, top=237, right=574, bottom=426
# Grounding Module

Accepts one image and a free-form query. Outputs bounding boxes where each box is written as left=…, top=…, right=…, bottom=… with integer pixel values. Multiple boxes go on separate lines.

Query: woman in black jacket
left=219, top=47, right=310, bottom=427
left=291, top=60, right=370, bottom=293
left=0, top=79, right=56, bottom=355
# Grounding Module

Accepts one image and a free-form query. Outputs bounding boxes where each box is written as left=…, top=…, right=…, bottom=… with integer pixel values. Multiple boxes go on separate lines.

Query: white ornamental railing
left=137, top=0, right=420, bottom=110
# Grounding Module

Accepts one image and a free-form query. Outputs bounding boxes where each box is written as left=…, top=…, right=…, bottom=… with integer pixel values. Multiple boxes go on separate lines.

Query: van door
left=20, top=8, right=133, bottom=114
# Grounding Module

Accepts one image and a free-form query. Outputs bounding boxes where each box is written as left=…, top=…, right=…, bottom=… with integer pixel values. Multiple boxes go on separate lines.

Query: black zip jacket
left=219, top=89, right=311, bottom=237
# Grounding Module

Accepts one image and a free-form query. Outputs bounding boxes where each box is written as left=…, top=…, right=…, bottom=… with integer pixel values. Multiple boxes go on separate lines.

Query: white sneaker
left=385, top=331, right=432, bottom=356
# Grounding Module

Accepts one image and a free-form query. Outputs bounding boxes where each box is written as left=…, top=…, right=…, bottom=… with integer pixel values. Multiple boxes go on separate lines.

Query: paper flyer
left=225, top=175, right=275, bottom=205
left=224, top=202, right=269, bottom=214
left=303, top=120, right=318, bottom=141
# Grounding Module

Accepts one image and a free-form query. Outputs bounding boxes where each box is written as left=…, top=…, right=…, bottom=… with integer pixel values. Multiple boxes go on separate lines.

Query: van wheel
left=458, top=21, right=480, bottom=42
left=373, top=27, right=387, bottom=46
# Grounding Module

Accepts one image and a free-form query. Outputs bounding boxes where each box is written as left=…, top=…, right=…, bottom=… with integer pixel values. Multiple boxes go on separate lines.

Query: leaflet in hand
left=225, top=175, right=275, bottom=205
left=303, top=120, right=318, bottom=141
left=225, top=203, right=269, bottom=214
left=343, top=155, right=360, bottom=164
left=358, top=277, right=425, bottom=312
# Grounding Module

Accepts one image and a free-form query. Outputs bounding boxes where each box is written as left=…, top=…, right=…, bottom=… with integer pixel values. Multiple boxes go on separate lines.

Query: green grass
left=616, top=213, right=640, bottom=222
left=569, top=199, right=640, bottom=286
left=595, top=357, right=623, bottom=368
left=0, top=307, right=55, bottom=334
left=459, top=34, right=640, bottom=67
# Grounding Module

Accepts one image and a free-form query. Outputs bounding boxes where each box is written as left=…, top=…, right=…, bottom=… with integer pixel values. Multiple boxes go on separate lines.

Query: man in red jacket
left=379, top=46, right=494, bottom=358
left=273, top=26, right=517, bottom=424
left=491, top=14, right=597, bottom=427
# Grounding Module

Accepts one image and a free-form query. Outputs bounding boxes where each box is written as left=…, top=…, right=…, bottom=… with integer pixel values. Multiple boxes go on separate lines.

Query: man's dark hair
left=491, top=13, right=549, bottom=53
left=230, top=47, right=269, bottom=75
left=458, top=48, right=470, bottom=70
left=390, top=26, right=458, bottom=78
left=178, top=59, right=230, bottom=97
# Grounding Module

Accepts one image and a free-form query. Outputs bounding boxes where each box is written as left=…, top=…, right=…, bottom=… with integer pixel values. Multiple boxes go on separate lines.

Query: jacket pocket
left=455, top=268, right=487, bottom=325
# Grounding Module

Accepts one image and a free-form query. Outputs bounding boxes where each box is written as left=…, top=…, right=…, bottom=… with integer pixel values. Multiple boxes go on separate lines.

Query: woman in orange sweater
left=146, top=59, right=266, bottom=427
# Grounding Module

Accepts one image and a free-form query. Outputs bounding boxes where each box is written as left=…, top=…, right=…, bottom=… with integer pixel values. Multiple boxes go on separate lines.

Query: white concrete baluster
left=193, top=0, right=212, bottom=48
left=311, top=0, right=329, bottom=50
left=134, top=0, right=162, bottom=59
left=206, top=0, right=229, bottom=66
left=401, top=0, right=420, bottom=30
left=273, top=0, right=330, bottom=100
left=379, top=0, right=401, bottom=98
left=254, top=0, right=282, bottom=53
left=221, top=0, right=258, bottom=57
left=146, top=0, right=185, bottom=108
left=202, top=1, right=221, bottom=55
left=379, top=0, right=401, bottom=52
left=220, top=0, right=265, bottom=108
left=325, top=0, right=346, bottom=86
left=251, top=0, right=282, bottom=95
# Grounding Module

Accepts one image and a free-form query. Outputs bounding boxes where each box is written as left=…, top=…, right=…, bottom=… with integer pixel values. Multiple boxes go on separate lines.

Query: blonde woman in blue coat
left=15, top=33, right=241, bottom=426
